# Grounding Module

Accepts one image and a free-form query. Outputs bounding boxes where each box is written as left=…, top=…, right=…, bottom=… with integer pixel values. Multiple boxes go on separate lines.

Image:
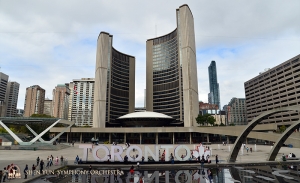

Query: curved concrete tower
left=146, top=4, right=199, bottom=127
left=93, top=32, right=135, bottom=128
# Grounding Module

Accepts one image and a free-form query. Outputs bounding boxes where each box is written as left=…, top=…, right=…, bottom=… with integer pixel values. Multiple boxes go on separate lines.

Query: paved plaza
left=1, top=143, right=300, bottom=183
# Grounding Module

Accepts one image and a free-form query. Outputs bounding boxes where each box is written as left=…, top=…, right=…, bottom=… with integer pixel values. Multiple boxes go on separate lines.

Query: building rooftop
left=118, top=111, right=173, bottom=119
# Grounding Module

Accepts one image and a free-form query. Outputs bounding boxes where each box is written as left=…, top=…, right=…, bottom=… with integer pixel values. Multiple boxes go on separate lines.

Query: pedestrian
left=60, top=156, right=64, bottom=165
left=246, top=147, right=249, bottom=153
left=0, top=169, right=3, bottom=183
left=141, top=156, right=145, bottom=164
left=36, top=157, right=40, bottom=166
left=75, top=155, right=79, bottom=164
left=200, top=157, right=205, bottom=169
left=137, top=161, right=140, bottom=168
left=55, top=157, right=59, bottom=166
left=3, top=167, right=8, bottom=182
left=32, top=164, right=35, bottom=176
left=250, top=147, right=252, bottom=153
left=114, top=170, right=118, bottom=181
left=24, top=164, right=28, bottom=179
left=181, top=154, right=184, bottom=160
left=216, top=155, right=219, bottom=165
left=129, top=165, right=134, bottom=174
left=39, top=160, right=44, bottom=174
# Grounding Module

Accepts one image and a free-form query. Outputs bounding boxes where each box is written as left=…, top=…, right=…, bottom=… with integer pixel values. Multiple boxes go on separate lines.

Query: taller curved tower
left=146, top=4, right=199, bottom=127
left=93, top=32, right=135, bottom=128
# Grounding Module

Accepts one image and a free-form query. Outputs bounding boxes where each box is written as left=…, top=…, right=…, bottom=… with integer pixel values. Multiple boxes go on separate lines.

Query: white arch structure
left=0, top=119, right=74, bottom=145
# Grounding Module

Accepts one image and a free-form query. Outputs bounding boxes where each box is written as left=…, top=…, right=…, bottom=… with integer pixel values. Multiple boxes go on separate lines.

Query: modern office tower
left=70, top=78, right=94, bottom=126
left=43, top=98, right=52, bottom=116
left=208, top=61, right=220, bottom=109
left=52, top=84, right=70, bottom=119
left=146, top=4, right=199, bottom=127
left=226, top=98, right=247, bottom=125
left=23, top=85, right=45, bottom=117
left=0, top=72, right=9, bottom=117
left=245, top=54, right=300, bottom=124
left=93, top=32, right=135, bottom=128
left=5, top=81, right=20, bottom=117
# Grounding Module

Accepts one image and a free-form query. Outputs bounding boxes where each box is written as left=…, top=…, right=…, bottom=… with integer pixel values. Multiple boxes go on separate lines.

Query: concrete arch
left=227, top=105, right=300, bottom=162
left=267, top=121, right=300, bottom=161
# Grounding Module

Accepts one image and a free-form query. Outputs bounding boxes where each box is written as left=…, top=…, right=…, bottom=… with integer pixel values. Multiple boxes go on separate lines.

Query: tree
left=196, top=114, right=216, bottom=126
left=31, top=114, right=53, bottom=118
left=207, top=115, right=216, bottom=126
left=280, top=125, right=286, bottom=133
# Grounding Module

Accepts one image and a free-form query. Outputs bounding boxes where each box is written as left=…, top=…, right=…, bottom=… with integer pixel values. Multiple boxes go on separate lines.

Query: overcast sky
left=1, top=0, right=300, bottom=109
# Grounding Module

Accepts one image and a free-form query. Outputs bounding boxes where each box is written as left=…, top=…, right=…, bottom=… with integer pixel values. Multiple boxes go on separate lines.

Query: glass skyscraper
left=208, top=61, right=220, bottom=109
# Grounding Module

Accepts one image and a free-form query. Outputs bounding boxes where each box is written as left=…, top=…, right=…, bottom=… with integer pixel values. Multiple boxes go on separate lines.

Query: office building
left=5, top=81, right=20, bottom=117
left=146, top=4, right=199, bottom=127
left=70, top=78, right=94, bottom=126
left=245, top=54, right=300, bottom=124
left=23, top=85, right=45, bottom=117
left=226, top=98, right=247, bottom=125
left=52, top=84, right=70, bottom=119
left=43, top=98, right=52, bottom=116
left=0, top=72, right=9, bottom=117
left=208, top=61, right=220, bottom=109
left=93, top=32, right=135, bottom=128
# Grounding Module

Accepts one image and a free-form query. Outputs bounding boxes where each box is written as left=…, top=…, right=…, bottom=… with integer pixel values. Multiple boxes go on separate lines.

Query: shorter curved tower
left=93, top=32, right=135, bottom=128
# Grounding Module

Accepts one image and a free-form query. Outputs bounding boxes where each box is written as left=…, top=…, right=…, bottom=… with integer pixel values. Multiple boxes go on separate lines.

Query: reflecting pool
left=29, top=165, right=300, bottom=183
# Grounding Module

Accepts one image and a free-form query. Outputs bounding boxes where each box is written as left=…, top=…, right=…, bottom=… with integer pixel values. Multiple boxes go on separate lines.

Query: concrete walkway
left=1, top=143, right=299, bottom=183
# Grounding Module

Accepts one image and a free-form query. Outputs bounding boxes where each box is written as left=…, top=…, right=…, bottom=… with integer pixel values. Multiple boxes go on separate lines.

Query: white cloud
left=0, top=0, right=299, bottom=109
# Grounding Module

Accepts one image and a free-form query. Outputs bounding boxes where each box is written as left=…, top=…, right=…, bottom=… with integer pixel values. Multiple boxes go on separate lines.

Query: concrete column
left=173, top=132, right=175, bottom=144
left=156, top=133, right=158, bottom=144
left=94, top=133, right=96, bottom=138
left=227, top=136, right=230, bottom=144
left=140, top=133, right=142, bottom=144
left=246, top=138, right=248, bottom=144
left=80, top=133, right=82, bottom=143
left=66, top=133, right=68, bottom=143
left=207, top=134, right=209, bottom=143
left=109, top=133, right=111, bottom=144
left=124, top=133, right=126, bottom=143
left=189, top=132, right=192, bottom=144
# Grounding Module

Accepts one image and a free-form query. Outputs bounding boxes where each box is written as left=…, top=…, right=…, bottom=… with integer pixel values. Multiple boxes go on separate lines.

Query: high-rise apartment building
left=93, top=32, right=135, bottom=128
left=226, top=98, right=247, bottom=125
left=5, top=81, right=20, bottom=117
left=208, top=61, right=220, bottom=109
left=245, top=54, right=300, bottom=124
left=43, top=98, right=52, bottom=116
left=24, top=85, right=45, bottom=117
left=70, top=78, right=94, bottom=126
left=146, top=4, right=199, bottom=127
left=52, top=84, right=70, bottom=119
left=0, top=72, right=9, bottom=117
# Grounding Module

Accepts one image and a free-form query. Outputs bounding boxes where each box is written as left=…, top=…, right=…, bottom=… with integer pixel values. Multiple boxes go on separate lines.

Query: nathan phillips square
left=1, top=1, right=300, bottom=183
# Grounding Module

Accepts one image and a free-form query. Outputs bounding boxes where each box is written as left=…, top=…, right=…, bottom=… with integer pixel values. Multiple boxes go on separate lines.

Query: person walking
left=246, top=147, right=249, bottom=153
left=3, top=167, right=8, bottom=182
left=40, top=160, right=44, bottom=173
left=24, top=164, right=28, bottom=179
left=200, top=157, right=205, bottom=169
left=32, top=164, right=35, bottom=176
left=60, top=156, right=64, bottom=165
left=250, top=147, right=252, bottom=153
left=216, top=155, right=219, bottom=165
left=36, top=157, right=40, bottom=166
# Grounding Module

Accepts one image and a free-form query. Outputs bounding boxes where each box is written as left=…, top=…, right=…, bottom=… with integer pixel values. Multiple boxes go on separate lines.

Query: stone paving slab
left=1, top=143, right=300, bottom=183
